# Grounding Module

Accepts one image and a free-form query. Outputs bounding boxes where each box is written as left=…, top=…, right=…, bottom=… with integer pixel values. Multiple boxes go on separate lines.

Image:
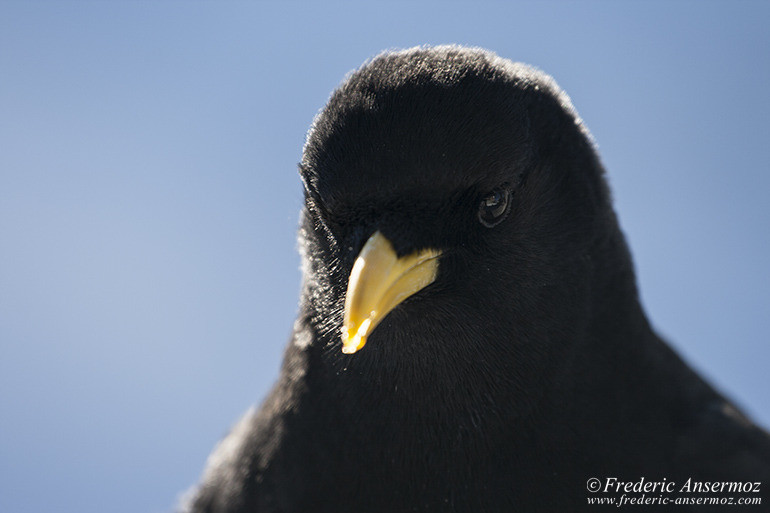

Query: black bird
left=182, top=46, right=770, bottom=512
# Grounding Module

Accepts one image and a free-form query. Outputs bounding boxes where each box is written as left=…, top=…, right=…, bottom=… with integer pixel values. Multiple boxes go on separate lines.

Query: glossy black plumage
left=182, top=46, right=770, bottom=512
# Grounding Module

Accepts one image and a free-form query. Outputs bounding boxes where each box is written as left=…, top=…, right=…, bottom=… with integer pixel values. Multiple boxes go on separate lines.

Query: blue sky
left=1, top=2, right=768, bottom=512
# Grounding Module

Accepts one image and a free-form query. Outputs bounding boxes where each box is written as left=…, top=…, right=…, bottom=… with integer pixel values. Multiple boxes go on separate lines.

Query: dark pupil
left=478, top=188, right=510, bottom=228
left=482, top=191, right=506, bottom=218
left=486, top=192, right=503, bottom=211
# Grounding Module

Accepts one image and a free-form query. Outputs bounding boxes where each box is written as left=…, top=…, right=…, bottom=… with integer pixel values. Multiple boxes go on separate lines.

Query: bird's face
left=298, top=48, right=608, bottom=375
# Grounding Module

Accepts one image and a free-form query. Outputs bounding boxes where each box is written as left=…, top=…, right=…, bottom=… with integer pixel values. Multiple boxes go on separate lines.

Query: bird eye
left=478, top=187, right=511, bottom=228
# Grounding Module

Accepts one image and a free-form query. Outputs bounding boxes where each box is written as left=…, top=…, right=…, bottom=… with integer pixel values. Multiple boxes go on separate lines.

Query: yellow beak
left=341, top=231, right=441, bottom=354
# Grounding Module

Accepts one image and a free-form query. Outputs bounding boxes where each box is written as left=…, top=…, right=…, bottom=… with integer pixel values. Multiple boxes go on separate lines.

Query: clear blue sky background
left=1, top=2, right=768, bottom=512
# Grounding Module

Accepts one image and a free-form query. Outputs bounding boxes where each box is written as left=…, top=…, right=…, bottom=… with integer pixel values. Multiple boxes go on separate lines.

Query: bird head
left=297, top=46, right=620, bottom=377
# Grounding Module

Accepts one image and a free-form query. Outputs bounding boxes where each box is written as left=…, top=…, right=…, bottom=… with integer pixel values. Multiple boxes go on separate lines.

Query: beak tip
left=341, top=330, right=366, bottom=354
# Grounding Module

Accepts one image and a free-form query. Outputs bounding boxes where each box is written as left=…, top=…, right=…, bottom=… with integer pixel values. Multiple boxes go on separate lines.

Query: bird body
left=183, top=46, right=770, bottom=512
